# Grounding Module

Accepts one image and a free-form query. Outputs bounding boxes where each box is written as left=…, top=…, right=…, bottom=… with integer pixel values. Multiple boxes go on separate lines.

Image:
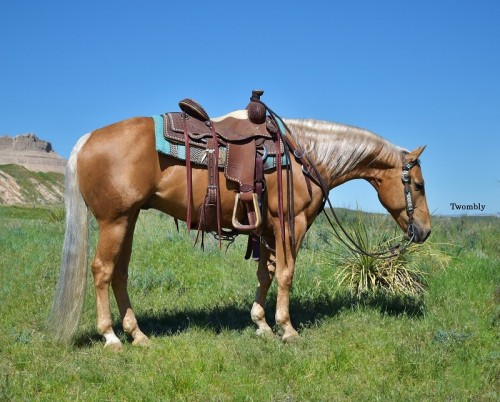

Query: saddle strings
left=182, top=113, right=193, bottom=233
left=253, top=100, right=296, bottom=252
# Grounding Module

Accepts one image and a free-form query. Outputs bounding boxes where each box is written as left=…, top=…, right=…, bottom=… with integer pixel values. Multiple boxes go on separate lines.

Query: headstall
left=401, top=152, right=419, bottom=242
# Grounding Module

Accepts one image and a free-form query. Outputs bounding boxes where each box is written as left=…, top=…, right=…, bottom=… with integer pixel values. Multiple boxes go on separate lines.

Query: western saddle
left=162, top=90, right=311, bottom=258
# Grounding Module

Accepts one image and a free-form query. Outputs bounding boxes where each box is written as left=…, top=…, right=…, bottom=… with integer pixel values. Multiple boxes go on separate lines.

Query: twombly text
left=450, top=203, right=486, bottom=212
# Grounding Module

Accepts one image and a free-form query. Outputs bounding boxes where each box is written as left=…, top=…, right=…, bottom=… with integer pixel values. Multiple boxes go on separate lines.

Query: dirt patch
left=29, top=178, right=64, bottom=203
left=0, top=171, right=25, bottom=205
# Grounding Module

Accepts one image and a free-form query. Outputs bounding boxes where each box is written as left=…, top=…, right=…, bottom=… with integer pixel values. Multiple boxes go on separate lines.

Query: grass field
left=0, top=206, right=498, bottom=401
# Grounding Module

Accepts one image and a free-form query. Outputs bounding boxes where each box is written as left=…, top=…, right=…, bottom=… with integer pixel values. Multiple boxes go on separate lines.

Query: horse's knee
left=275, top=308, right=290, bottom=327
left=256, top=269, right=273, bottom=285
left=276, top=269, right=294, bottom=288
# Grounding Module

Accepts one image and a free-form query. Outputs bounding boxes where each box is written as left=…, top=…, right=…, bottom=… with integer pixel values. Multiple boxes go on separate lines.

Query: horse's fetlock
left=275, top=312, right=290, bottom=327
left=122, top=317, right=137, bottom=335
left=251, top=303, right=265, bottom=323
left=97, top=320, right=114, bottom=335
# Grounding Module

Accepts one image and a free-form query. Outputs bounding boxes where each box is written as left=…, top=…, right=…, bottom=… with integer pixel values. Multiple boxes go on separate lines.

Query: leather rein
left=261, top=107, right=420, bottom=259
left=315, top=151, right=419, bottom=259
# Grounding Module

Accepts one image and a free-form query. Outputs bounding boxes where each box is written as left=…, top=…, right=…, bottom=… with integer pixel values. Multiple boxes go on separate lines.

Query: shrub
left=326, top=211, right=451, bottom=298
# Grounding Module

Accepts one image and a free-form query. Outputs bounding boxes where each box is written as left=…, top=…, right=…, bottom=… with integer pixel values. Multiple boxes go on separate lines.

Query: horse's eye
left=415, top=182, right=425, bottom=192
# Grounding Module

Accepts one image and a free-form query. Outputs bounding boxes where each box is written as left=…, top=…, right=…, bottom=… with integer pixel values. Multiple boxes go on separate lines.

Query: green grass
left=0, top=205, right=65, bottom=221
left=0, top=207, right=498, bottom=400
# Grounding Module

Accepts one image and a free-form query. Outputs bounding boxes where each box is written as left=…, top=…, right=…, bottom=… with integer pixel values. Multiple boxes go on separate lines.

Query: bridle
left=310, top=150, right=421, bottom=259
left=401, top=152, right=419, bottom=242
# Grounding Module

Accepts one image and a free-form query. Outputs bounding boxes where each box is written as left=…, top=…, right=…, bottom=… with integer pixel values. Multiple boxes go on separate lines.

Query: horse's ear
left=407, top=145, right=426, bottom=162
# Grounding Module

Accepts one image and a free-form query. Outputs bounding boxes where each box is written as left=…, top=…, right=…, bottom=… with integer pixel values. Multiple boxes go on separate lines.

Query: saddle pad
left=152, top=115, right=286, bottom=170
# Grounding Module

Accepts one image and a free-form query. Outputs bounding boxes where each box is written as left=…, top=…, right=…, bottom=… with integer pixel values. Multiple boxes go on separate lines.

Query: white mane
left=284, top=118, right=403, bottom=178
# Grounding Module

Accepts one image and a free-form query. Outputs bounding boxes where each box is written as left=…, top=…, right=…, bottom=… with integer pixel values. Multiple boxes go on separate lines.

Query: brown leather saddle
left=163, top=90, right=283, bottom=239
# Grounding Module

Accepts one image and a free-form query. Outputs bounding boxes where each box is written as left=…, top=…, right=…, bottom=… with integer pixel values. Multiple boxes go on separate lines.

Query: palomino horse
left=49, top=112, right=431, bottom=348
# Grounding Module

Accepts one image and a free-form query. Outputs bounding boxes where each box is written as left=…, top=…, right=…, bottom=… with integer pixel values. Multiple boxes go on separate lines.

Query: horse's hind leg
left=92, top=216, right=135, bottom=349
left=111, top=211, right=149, bottom=346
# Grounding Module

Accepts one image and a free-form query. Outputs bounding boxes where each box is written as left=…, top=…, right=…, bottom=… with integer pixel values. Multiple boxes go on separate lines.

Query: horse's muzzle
left=406, top=223, right=431, bottom=244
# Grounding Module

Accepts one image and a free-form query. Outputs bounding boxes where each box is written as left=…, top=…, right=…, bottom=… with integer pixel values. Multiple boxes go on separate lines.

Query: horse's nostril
left=416, top=229, right=431, bottom=243
left=411, top=226, right=431, bottom=244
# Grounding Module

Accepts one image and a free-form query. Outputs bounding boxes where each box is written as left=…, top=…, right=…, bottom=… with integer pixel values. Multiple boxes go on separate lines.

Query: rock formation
left=0, top=133, right=66, bottom=174
left=0, top=133, right=66, bottom=205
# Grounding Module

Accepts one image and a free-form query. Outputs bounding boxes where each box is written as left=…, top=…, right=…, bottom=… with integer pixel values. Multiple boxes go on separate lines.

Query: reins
left=254, top=105, right=419, bottom=259
left=251, top=98, right=327, bottom=252
left=316, top=152, right=419, bottom=259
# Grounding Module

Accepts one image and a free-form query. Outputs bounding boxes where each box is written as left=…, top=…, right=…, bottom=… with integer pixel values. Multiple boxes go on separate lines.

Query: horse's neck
left=285, top=119, right=400, bottom=189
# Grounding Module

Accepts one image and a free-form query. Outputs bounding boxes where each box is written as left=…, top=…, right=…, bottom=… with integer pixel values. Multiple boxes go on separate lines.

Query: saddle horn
left=246, top=90, right=267, bottom=124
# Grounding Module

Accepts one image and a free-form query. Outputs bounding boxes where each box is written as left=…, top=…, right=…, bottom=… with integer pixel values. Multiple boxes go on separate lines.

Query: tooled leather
left=224, top=141, right=256, bottom=195
left=164, top=112, right=283, bottom=155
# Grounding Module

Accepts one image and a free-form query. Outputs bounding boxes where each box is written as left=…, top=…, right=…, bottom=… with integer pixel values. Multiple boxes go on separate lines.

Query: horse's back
left=77, top=117, right=159, bottom=218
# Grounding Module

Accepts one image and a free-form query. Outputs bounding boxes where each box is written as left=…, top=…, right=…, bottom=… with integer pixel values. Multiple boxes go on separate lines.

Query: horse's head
left=375, top=146, right=431, bottom=243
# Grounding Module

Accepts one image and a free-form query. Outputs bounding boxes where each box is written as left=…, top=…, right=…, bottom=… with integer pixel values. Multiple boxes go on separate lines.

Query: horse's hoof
left=255, top=328, right=274, bottom=338
left=132, top=336, right=151, bottom=347
left=104, top=341, right=123, bottom=351
left=282, top=332, right=300, bottom=343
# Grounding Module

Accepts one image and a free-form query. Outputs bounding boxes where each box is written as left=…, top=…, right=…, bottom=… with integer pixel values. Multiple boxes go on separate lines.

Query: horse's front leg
left=251, top=237, right=276, bottom=337
left=274, top=218, right=307, bottom=342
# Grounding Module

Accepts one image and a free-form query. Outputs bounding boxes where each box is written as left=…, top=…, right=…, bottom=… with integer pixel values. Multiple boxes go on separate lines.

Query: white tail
left=48, top=133, right=91, bottom=343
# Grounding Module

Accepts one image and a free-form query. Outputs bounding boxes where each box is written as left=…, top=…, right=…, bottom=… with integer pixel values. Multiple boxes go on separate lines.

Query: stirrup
left=232, top=193, right=262, bottom=231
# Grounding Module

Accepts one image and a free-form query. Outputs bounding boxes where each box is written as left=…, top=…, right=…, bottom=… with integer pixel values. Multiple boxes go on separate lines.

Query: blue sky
left=1, top=1, right=499, bottom=216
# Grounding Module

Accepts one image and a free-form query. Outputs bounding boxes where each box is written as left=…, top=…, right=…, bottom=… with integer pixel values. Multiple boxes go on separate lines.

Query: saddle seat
left=163, top=109, right=280, bottom=154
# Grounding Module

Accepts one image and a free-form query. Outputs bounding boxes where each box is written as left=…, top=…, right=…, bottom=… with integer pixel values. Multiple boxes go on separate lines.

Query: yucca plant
left=326, top=211, right=451, bottom=298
